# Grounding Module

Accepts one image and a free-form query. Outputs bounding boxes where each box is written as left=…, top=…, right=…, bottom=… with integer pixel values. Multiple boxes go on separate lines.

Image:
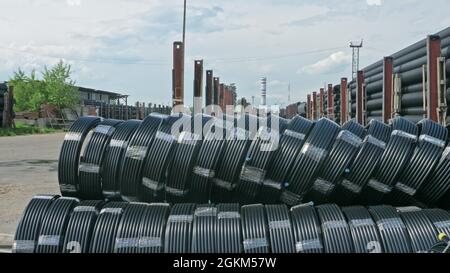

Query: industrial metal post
left=382, top=57, right=394, bottom=123
left=306, top=94, right=311, bottom=120
left=172, top=42, right=184, bottom=107
left=213, top=77, right=220, bottom=106
left=319, top=88, right=324, bottom=117
left=426, top=35, right=441, bottom=122
left=205, top=70, right=213, bottom=107
left=219, top=83, right=225, bottom=110
left=193, top=60, right=203, bottom=113
left=340, top=78, right=348, bottom=124
left=356, top=71, right=365, bottom=125
left=327, top=84, right=334, bottom=120
left=312, top=91, right=318, bottom=120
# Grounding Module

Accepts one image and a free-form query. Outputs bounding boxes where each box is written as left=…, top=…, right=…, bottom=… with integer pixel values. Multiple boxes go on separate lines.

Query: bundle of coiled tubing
left=13, top=112, right=450, bottom=253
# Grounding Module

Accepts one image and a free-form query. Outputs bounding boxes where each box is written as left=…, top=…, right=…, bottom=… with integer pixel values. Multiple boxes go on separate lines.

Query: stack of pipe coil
left=13, top=195, right=450, bottom=253
left=55, top=114, right=450, bottom=208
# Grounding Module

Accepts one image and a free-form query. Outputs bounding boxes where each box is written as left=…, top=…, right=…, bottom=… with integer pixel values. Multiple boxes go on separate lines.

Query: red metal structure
left=306, top=94, right=312, bottom=120
left=312, top=91, right=318, bottom=120
left=382, top=57, right=394, bottom=123
left=340, top=78, right=348, bottom=124
left=213, top=77, right=220, bottom=106
left=327, top=84, right=334, bottom=120
left=172, top=42, right=184, bottom=107
left=193, top=60, right=203, bottom=113
left=427, top=35, right=441, bottom=122
left=356, top=71, right=365, bottom=125
left=319, top=88, right=324, bottom=117
left=205, top=70, right=213, bottom=107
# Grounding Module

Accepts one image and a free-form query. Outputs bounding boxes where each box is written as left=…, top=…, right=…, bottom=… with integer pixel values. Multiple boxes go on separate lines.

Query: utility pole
left=350, top=40, right=363, bottom=80
left=183, top=0, right=187, bottom=45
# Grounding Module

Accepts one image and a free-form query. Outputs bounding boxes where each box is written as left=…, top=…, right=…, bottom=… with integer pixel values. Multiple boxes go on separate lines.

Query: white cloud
left=67, top=0, right=81, bottom=6
left=299, top=51, right=351, bottom=75
left=366, top=0, right=383, bottom=6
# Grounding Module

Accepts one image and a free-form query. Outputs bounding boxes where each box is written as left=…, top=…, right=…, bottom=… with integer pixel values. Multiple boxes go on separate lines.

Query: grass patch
left=0, top=122, right=58, bottom=137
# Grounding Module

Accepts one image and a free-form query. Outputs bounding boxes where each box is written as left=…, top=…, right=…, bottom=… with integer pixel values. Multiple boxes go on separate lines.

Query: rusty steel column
left=219, top=83, right=225, bottom=110
left=340, top=78, right=348, bottom=124
left=327, top=84, right=334, bottom=120
left=356, top=71, right=365, bottom=125
left=193, top=60, right=203, bottom=113
left=213, top=77, right=220, bottom=106
left=382, top=57, right=394, bottom=123
left=306, top=94, right=311, bottom=120
left=427, top=35, right=441, bottom=122
left=312, top=91, right=318, bottom=120
left=205, top=70, right=213, bottom=107
left=172, top=42, right=184, bottom=107
left=319, top=88, right=324, bottom=117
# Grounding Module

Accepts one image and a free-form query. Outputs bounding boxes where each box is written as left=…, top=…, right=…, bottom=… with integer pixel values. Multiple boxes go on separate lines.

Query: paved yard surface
left=0, top=133, right=64, bottom=246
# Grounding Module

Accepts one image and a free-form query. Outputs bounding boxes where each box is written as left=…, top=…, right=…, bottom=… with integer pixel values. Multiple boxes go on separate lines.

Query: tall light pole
left=349, top=40, right=363, bottom=80
left=183, top=0, right=187, bottom=45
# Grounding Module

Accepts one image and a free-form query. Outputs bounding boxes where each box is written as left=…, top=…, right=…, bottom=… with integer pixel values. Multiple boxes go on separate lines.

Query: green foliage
left=9, top=60, right=79, bottom=112
left=0, top=122, right=57, bottom=137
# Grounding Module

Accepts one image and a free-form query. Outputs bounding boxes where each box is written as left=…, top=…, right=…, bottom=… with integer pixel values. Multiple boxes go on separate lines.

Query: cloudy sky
left=0, top=0, right=449, bottom=106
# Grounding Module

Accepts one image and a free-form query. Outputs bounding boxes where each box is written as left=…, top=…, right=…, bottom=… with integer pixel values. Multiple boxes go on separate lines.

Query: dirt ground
left=0, top=133, right=64, bottom=247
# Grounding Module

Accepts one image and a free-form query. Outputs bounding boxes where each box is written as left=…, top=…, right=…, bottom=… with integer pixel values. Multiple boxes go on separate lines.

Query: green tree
left=9, top=60, right=79, bottom=112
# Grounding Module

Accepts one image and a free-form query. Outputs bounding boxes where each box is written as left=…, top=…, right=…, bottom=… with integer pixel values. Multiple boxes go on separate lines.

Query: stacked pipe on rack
left=13, top=196, right=450, bottom=253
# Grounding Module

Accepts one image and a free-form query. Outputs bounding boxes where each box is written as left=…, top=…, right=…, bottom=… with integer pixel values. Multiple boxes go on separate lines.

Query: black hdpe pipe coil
left=258, top=116, right=314, bottom=204
left=241, top=204, right=270, bottom=253
left=138, top=203, right=171, bottom=253
left=359, top=117, right=418, bottom=205
left=78, top=119, right=123, bottom=199
left=35, top=197, right=80, bottom=253
left=366, top=119, right=392, bottom=144
left=424, top=209, right=450, bottom=236
left=192, top=204, right=217, bottom=253
left=210, top=115, right=254, bottom=203
left=63, top=200, right=104, bottom=253
left=13, top=195, right=59, bottom=253
left=189, top=118, right=229, bottom=203
left=165, top=114, right=213, bottom=203
left=140, top=114, right=185, bottom=202
left=399, top=208, right=440, bottom=253
left=58, top=116, right=101, bottom=197
left=281, top=118, right=341, bottom=206
left=290, top=203, right=323, bottom=253
left=102, top=120, right=142, bottom=200
left=368, top=205, right=412, bottom=253
left=305, top=129, right=363, bottom=204
left=89, top=202, right=128, bottom=253
left=330, top=135, right=386, bottom=205
left=316, top=204, right=354, bottom=253
left=342, top=120, right=367, bottom=139
left=342, top=206, right=382, bottom=253
left=388, top=119, right=448, bottom=205
left=113, top=203, right=148, bottom=253
left=234, top=116, right=288, bottom=204
left=216, top=203, right=242, bottom=253
left=416, top=145, right=450, bottom=206
left=164, top=203, right=196, bottom=253
left=118, top=114, right=165, bottom=202
left=265, top=204, right=296, bottom=253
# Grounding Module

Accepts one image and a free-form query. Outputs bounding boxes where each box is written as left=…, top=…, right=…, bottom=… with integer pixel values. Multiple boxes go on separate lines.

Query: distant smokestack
left=260, top=77, right=267, bottom=106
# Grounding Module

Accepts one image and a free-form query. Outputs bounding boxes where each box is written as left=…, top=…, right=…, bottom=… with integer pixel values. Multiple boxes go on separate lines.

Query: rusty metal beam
left=356, top=71, right=365, bottom=125
left=340, top=78, right=348, bottom=124
left=205, top=70, right=213, bottom=107
left=213, top=77, right=220, bottom=105
left=327, top=84, right=334, bottom=120
left=219, top=83, right=225, bottom=110
left=306, top=94, right=311, bottom=120
left=172, top=41, right=184, bottom=107
left=193, top=60, right=203, bottom=113
left=382, top=57, right=394, bottom=123
left=319, top=88, right=324, bottom=117
left=312, top=91, right=318, bottom=120
left=427, top=35, right=441, bottom=122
